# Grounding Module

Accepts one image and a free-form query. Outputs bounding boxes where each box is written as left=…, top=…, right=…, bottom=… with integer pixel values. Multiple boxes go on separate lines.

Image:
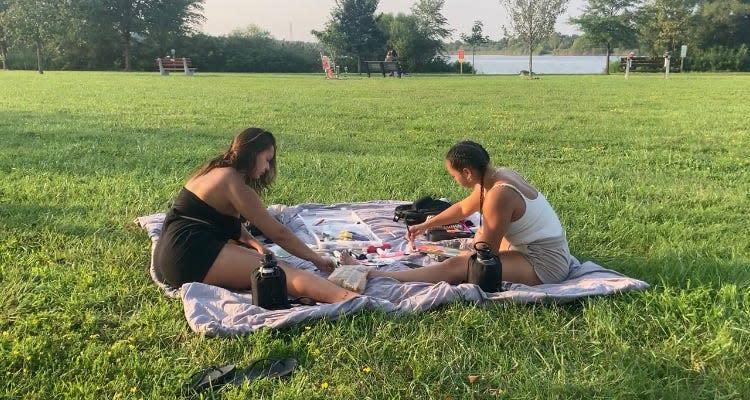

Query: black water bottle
left=250, top=253, right=290, bottom=310
left=468, top=241, right=503, bottom=292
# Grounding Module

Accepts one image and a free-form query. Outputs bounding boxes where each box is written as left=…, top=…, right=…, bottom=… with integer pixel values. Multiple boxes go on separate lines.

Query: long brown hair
left=194, top=127, right=277, bottom=193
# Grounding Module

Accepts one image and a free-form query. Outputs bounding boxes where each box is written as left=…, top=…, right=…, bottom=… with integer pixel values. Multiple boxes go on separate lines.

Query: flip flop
left=227, top=357, right=298, bottom=386
left=181, top=364, right=236, bottom=395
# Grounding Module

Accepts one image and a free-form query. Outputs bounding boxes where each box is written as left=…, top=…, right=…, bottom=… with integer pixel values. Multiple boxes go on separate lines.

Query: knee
left=448, top=256, right=470, bottom=281
left=285, top=268, right=317, bottom=287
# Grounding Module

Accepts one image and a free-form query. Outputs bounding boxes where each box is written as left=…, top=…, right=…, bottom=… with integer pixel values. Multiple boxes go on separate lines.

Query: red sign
left=458, top=49, right=465, bottom=63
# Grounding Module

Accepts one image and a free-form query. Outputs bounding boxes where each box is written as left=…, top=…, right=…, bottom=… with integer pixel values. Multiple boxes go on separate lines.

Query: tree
left=378, top=12, right=420, bottom=69
left=460, top=20, right=489, bottom=71
left=500, top=0, right=569, bottom=75
left=410, top=0, right=453, bottom=67
left=0, top=0, right=9, bottom=69
left=637, top=0, right=695, bottom=56
left=692, top=0, right=750, bottom=49
left=74, top=0, right=204, bottom=71
left=3, top=0, right=65, bottom=73
left=144, top=0, right=205, bottom=56
left=228, top=24, right=273, bottom=40
left=312, top=23, right=346, bottom=66
left=570, top=0, right=638, bottom=74
left=73, top=0, right=148, bottom=71
left=312, top=0, right=386, bottom=71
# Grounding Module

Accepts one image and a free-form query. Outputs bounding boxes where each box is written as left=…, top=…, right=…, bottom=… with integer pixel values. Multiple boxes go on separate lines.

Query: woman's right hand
left=406, top=223, right=428, bottom=245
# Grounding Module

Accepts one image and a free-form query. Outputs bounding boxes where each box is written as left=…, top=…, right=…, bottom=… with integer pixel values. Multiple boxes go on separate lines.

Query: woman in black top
left=154, top=127, right=359, bottom=303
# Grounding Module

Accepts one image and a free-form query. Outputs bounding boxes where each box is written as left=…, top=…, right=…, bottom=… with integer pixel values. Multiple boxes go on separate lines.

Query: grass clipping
left=328, top=265, right=371, bottom=293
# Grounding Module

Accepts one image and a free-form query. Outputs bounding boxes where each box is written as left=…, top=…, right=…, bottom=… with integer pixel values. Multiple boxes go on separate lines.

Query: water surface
left=449, top=54, right=619, bottom=74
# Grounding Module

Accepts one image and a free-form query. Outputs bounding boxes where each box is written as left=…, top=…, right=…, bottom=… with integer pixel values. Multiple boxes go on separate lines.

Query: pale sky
left=199, top=0, right=586, bottom=42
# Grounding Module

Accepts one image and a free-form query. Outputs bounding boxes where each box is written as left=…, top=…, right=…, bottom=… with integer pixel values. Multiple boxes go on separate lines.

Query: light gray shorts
left=509, top=236, right=571, bottom=284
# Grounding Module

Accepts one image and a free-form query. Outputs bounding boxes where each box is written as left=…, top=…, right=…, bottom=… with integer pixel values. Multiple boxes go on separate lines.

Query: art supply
left=328, top=265, right=370, bottom=293
left=299, top=209, right=382, bottom=250
left=415, top=244, right=461, bottom=258
left=426, top=221, right=473, bottom=241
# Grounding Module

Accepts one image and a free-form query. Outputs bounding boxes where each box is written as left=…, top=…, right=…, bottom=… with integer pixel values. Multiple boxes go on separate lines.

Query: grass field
left=1, top=70, right=748, bottom=399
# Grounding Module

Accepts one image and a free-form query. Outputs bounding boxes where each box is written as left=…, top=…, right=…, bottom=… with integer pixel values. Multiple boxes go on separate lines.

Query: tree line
left=0, top=0, right=323, bottom=73
left=0, top=0, right=460, bottom=73
left=451, top=0, right=749, bottom=73
left=0, top=0, right=747, bottom=73
left=571, top=0, right=750, bottom=72
left=312, top=0, right=459, bottom=73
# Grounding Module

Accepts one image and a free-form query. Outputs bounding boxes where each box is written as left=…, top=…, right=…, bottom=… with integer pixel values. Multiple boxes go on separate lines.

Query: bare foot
left=340, top=290, right=359, bottom=302
left=338, top=250, right=359, bottom=265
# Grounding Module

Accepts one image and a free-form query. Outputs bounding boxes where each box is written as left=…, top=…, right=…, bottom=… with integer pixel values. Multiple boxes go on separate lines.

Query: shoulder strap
left=495, top=183, right=525, bottom=198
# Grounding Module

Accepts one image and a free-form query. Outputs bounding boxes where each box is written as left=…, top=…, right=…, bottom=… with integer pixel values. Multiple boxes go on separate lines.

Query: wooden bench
left=619, top=56, right=679, bottom=73
left=363, top=60, right=402, bottom=77
left=156, top=57, right=196, bottom=76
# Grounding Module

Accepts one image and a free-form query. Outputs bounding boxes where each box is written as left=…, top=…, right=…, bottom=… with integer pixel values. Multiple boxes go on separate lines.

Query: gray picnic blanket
left=136, top=201, right=649, bottom=337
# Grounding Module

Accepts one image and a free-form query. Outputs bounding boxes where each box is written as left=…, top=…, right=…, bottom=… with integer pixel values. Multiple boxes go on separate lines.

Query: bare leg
left=203, top=243, right=358, bottom=303
left=499, top=251, right=542, bottom=285
left=370, top=251, right=542, bottom=286
left=280, top=264, right=359, bottom=303
left=370, top=255, right=471, bottom=284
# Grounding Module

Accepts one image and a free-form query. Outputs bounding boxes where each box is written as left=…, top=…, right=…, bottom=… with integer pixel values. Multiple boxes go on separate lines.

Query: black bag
left=393, top=196, right=452, bottom=226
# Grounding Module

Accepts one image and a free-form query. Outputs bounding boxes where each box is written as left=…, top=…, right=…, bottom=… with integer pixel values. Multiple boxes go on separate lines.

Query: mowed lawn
left=1, top=70, right=748, bottom=399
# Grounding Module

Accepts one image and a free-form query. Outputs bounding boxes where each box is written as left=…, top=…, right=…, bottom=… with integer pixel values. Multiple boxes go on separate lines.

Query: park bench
left=619, top=56, right=679, bottom=73
left=363, top=60, right=402, bottom=77
left=156, top=57, right=196, bottom=76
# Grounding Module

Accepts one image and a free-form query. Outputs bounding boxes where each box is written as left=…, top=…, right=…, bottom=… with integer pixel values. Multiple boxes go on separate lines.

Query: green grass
left=1, top=70, right=748, bottom=399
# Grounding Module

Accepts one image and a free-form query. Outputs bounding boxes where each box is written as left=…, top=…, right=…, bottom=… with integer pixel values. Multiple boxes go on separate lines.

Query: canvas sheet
left=136, top=201, right=649, bottom=337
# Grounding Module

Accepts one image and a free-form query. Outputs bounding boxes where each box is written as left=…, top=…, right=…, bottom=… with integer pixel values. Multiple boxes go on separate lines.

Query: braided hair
left=445, top=140, right=492, bottom=225
left=194, top=127, right=277, bottom=193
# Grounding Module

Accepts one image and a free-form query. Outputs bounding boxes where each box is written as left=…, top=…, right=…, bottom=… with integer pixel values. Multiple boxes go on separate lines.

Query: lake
left=447, top=54, right=619, bottom=75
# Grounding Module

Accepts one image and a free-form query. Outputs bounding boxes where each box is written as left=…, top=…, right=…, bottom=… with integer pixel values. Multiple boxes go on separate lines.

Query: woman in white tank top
left=369, top=141, right=571, bottom=287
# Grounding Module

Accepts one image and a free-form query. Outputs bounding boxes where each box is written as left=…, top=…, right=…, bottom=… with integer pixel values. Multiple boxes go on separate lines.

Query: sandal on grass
left=227, top=357, right=298, bottom=386
left=181, top=364, right=237, bottom=395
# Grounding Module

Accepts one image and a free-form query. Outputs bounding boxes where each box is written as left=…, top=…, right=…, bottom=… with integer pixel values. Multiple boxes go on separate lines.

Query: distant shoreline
left=444, top=51, right=624, bottom=57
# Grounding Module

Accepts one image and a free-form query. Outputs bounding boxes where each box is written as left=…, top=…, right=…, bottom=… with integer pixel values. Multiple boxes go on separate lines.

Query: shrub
left=689, top=45, right=749, bottom=72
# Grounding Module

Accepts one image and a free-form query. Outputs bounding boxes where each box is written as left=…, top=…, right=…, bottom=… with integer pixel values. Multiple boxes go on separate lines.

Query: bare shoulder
left=486, top=182, right=523, bottom=206
left=496, top=168, right=539, bottom=199
left=210, top=167, right=240, bottom=182
left=188, top=167, right=241, bottom=188
left=185, top=168, right=250, bottom=215
left=213, top=168, right=257, bottom=199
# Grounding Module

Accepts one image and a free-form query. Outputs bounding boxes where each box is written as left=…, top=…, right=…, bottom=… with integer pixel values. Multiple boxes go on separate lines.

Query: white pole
left=625, top=58, right=631, bottom=79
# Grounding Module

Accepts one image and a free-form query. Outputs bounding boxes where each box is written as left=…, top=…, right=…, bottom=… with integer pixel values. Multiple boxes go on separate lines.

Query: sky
left=199, top=0, right=587, bottom=42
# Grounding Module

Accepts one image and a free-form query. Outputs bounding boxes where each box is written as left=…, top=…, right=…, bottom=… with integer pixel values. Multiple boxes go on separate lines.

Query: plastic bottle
left=250, top=253, right=290, bottom=309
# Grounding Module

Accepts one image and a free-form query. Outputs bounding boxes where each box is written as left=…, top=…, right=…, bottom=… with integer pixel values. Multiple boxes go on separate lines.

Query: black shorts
left=153, top=217, right=228, bottom=287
